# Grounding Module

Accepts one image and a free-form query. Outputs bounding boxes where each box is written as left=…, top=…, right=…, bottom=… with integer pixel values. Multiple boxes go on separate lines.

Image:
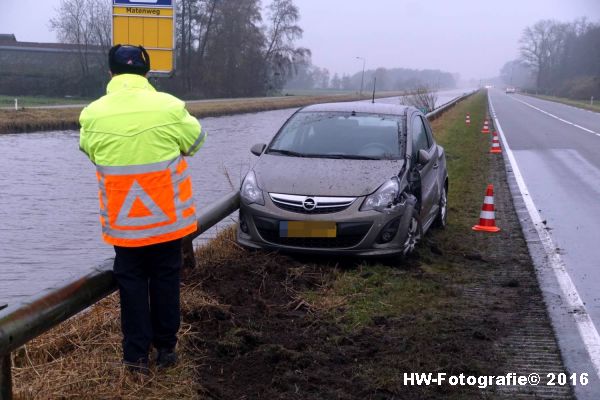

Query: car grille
left=269, top=193, right=356, bottom=214
left=257, top=232, right=365, bottom=248
left=254, top=217, right=371, bottom=249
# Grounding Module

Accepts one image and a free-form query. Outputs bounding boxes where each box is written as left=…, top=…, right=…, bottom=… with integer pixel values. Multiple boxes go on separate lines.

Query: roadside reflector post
left=0, top=353, right=12, bottom=400
left=13, top=99, right=17, bottom=111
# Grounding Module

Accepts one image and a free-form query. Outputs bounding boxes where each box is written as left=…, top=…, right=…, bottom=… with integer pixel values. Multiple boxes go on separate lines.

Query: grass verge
left=0, top=92, right=402, bottom=135
left=0, top=95, right=91, bottom=108
left=524, top=93, right=600, bottom=113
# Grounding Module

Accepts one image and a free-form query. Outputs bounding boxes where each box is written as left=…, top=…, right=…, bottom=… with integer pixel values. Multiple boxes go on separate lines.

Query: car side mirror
left=417, top=149, right=431, bottom=165
left=251, top=143, right=267, bottom=157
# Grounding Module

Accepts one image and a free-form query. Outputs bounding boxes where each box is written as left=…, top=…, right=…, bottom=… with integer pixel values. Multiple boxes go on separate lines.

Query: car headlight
left=241, top=171, right=265, bottom=205
left=361, top=178, right=400, bottom=212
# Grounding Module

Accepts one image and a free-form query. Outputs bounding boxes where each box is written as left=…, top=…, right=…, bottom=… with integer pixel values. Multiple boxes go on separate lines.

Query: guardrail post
left=181, top=236, right=196, bottom=269
left=0, top=353, right=12, bottom=400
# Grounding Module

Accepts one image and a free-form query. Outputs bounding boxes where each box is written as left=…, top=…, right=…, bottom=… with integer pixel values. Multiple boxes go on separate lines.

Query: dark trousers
left=113, top=239, right=182, bottom=363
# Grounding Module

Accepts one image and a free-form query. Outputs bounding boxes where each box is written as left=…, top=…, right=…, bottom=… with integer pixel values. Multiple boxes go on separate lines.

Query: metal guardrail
left=0, top=90, right=476, bottom=398
left=0, top=190, right=240, bottom=400
left=426, top=90, right=479, bottom=121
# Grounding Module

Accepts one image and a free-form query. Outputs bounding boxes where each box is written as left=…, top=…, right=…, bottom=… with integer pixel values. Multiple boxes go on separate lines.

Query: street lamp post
left=356, top=56, right=366, bottom=96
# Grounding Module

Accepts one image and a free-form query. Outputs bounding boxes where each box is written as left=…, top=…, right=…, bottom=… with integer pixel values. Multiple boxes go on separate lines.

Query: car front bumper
left=236, top=194, right=417, bottom=256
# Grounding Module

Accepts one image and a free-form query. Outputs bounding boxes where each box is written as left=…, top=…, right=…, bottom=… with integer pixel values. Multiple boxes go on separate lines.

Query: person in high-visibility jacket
left=79, top=45, right=206, bottom=373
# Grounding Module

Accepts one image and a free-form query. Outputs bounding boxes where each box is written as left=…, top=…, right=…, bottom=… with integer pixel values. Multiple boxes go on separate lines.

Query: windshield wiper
left=308, top=154, right=382, bottom=160
left=267, top=148, right=306, bottom=157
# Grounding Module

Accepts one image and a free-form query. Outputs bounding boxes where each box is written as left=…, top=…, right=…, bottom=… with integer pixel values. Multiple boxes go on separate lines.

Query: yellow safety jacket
left=79, top=74, right=206, bottom=247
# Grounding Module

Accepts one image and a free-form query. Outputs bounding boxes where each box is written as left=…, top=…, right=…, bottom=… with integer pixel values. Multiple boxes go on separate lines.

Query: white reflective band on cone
left=479, top=211, right=495, bottom=220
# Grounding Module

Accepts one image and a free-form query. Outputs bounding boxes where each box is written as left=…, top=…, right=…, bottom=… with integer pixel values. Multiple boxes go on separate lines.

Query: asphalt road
left=490, top=89, right=600, bottom=393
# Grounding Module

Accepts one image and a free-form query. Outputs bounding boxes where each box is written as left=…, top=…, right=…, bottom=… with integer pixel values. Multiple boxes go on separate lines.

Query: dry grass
left=11, top=227, right=249, bottom=399
left=10, top=236, right=237, bottom=400
left=0, top=108, right=82, bottom=134
left=0, top=92, right=403, bottom=135
left=12, top=297, right=200, bottom=399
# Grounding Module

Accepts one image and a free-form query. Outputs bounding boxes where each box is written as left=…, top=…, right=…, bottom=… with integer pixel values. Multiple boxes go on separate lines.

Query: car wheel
left=401, top=209, right=422, bottom=257
left=434, top=185, right=448, bottom=229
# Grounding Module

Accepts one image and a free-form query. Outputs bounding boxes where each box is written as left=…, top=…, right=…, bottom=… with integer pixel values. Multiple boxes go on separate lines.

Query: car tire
left=433, top=184, right=448, bottom=229
left=400, top=209, right=422, bottom=257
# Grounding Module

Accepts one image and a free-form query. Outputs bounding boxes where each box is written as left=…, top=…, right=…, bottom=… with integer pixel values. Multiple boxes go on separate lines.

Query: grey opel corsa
left=237, top=102, right=448, bottom=257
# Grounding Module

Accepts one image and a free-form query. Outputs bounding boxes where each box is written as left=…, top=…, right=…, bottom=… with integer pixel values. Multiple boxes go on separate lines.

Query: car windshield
left=267, top=111, right=403, bottom=160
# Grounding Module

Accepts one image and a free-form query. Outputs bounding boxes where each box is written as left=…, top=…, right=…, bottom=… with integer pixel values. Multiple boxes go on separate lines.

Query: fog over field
left=1, top=0, right=599, bottom=80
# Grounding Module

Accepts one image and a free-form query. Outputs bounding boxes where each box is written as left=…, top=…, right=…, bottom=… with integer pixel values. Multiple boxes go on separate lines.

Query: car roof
left=300, top=101, right=412, bottom=116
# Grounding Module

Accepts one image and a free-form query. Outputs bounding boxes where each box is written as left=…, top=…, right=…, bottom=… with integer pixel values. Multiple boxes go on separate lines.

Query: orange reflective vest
left=80, top=74, right=206, bottom=247
left=96, top=156, right=198, bottom=247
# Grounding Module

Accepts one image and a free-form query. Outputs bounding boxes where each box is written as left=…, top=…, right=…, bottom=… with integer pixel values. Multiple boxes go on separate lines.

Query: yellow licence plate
left=280, top=221, right=337, bottom=238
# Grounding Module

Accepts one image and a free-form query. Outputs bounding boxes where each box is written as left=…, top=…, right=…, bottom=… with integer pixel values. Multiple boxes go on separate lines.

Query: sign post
left=112, top=0, right=175, bottom=76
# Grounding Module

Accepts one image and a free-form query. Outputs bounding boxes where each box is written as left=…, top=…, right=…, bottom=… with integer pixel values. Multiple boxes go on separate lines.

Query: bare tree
left=500, top=60, right=534, bottom=88
left=195, top=0, right=218, bottom=76
left=264, top=0, right=310, bottom=92
left=50, top=0, right=111, bottom=95
left=331, top=73, right=342, bottom=90
left=198, top=0, right=267, bottom=97
left=399, top=86, right=438, bottom=113
left=177, top=0, right=194, bottom=91
left=519, top=20, right=570, bottom=91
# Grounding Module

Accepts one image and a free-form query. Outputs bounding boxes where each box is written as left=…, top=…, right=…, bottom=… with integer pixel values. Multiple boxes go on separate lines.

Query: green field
left=0, top=95, right=91, bottom=108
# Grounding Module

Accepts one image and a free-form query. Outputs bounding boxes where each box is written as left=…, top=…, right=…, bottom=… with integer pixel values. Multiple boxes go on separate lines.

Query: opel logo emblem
left=303, top=197, right=317, bottom=211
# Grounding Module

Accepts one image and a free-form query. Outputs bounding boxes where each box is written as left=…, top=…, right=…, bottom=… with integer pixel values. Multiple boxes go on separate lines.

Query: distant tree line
left=285, top=61, right=457, bottom=92
left=502, top=18, right=600, bottom=99
left=166, top=0, right=309, bottom=97
left=48, top=0, right=308, bottom=98
left=43, top=0, right=457, bottom=98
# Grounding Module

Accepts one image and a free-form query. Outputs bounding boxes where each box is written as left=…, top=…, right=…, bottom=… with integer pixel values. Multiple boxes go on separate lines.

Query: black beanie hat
left=109, top=45, right=151, bottom=76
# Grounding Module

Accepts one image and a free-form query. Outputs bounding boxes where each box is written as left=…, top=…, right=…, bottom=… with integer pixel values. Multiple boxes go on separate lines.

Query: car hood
left=253, top=154, right=404, bottom=197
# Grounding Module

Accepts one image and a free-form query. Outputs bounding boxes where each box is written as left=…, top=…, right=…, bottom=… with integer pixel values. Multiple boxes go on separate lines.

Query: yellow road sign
left=112, top=2, right=175, bottom=76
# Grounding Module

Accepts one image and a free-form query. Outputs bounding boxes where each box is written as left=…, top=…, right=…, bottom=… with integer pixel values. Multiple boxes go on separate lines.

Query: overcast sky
left=1, top=0, right=599, bottom=81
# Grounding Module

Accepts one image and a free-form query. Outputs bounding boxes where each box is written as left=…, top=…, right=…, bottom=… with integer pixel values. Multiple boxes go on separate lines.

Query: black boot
left=156, top=348, right=178, bottom=369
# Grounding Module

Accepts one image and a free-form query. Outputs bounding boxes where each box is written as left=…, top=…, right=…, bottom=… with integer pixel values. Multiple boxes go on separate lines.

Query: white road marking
left=489, top=94, right=600, bottom=380
left=509, top=95, right=600, bottom=137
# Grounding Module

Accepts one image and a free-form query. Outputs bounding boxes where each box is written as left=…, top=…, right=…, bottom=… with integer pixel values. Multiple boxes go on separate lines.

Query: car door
left=411, top=114, right=440, bottom=224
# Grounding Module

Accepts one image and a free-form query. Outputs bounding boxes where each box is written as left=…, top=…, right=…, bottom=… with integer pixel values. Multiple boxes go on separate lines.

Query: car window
left=268, top=111, right=403, bottom=160
left=412, top=116, right=431, bottom=155
left=421, top=116, right=434, bottom=148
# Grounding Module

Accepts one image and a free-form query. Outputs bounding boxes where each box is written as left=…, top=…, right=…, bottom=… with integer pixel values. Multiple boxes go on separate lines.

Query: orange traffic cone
left=472, top=184, right=501, bottom=232
left=466, top=114, right=471, bottom=125
left=490, top=136, right=502, bottom=153
left=482, top=119, right=490, bottom=133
